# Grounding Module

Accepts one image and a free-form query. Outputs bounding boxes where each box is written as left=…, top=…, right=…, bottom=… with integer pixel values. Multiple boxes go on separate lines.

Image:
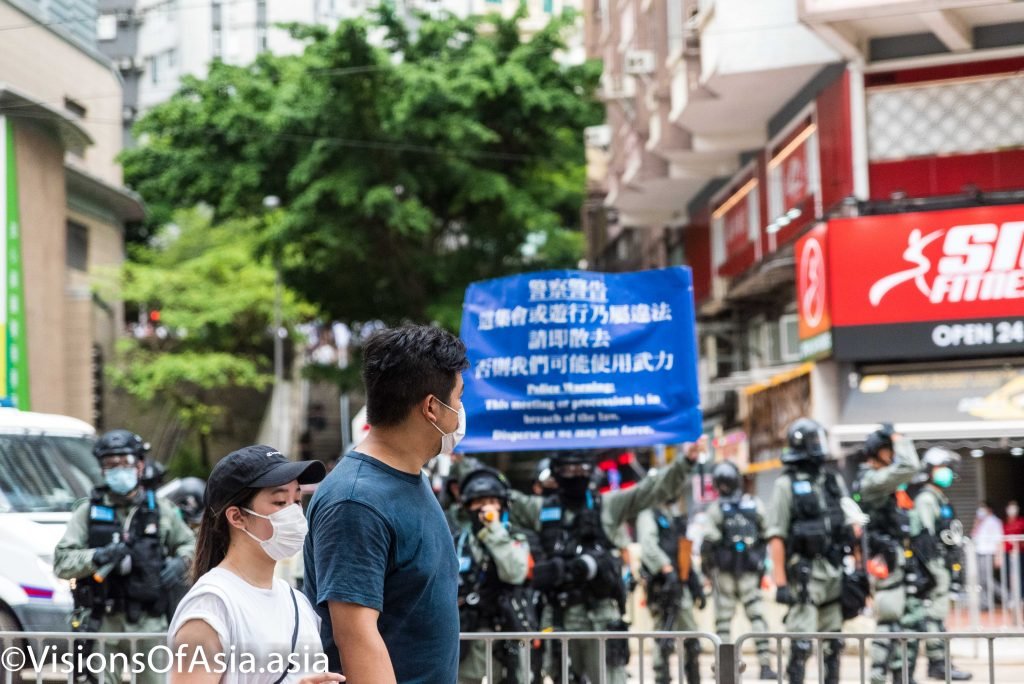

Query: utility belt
left=73, top=580, right=165, bottom=624
left=788, top=518, right=844, bottom=565
left=714, top=542, right=766, bottom=575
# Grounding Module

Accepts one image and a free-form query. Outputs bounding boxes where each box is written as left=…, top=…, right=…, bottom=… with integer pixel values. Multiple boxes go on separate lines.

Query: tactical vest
left=454, top=528, right=502, bottom=629
left=539, top=490, right=624, bottom=605
left=922, top=487, right=963, bottom=569
left=75, top=488, right=167, bottom=620
left=785, top=466, right=847, bottom=566
left=650, top=510, right=687, bottom=575
left=713, top=496, right=765, bottom=574
left=854, top=467, right=912, bottom=561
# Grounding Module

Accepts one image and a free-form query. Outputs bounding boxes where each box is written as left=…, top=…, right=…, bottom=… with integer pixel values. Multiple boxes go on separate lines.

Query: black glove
left=160, top=556, right=188, bottom=586
left=93, top=541, right=129, bottom=568
left=687, top=572, right=707, bottom=610
left=776, top=585, right=797, bottom=606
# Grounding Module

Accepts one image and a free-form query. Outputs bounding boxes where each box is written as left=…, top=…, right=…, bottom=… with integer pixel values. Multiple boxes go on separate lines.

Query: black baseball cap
left=207, top=445, right=326, bottom=513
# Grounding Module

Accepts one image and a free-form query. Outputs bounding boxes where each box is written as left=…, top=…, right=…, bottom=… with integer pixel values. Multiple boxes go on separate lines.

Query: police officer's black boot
left=684, top=638, right=701, bottom=684
left=823, top=639, right=843, bottom=684
left=786, top=640, right=811, bottom=684
left=927, top=659, right=972, bottom=681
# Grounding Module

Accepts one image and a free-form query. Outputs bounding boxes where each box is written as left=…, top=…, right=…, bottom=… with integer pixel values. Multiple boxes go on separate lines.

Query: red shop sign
left=825, top=204, right=1024, bottom=361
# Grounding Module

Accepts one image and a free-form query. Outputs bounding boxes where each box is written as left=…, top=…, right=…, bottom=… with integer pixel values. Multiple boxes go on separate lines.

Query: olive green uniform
left=854, top=438, right=921, bottom=683
left=511, top=455, right=694, bottom=684
left=914, top=485, right=963, bottom=668
left=454, top=513, right=532, bottom=683
left=702, top=495, right=773, bottom=669
left=637, top=507, right=701, bottom=683
left=54, top=491, right=196, bottom=684
left=765, top=465, right=857, bottom=684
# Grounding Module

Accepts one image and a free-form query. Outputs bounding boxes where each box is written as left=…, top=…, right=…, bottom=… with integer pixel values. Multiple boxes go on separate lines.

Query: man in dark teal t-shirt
left=304, top=325, right=467, bottom=684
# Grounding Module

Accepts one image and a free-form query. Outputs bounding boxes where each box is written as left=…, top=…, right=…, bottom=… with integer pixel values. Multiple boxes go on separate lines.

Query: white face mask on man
left=242, top=503, right=308, bottom=561
left=431, top=397, right=466, bottom=455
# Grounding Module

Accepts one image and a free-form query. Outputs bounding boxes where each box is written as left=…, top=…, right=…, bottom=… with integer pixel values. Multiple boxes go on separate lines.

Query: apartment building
left=585, top=0, right=1024, bottom=523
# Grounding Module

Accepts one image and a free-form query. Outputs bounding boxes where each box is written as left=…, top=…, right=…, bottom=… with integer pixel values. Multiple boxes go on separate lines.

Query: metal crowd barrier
left=732, top=631, right=1023, bottom=684
left=3, top=628, right=1024, bottom=683
left=960, top=535, right=1024, bottom=631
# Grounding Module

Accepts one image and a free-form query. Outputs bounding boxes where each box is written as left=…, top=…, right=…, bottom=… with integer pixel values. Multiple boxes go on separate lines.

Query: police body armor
left=713, top=496, right=765, bottom=575
left=73, top=489, right=167, bottom=623
left=786, top=466, right=847, bottom=567
left=854, top=473, right=936, bottom=597
left=539, top=491, right=625, bottom=610
left=933, top=495, right=966, bottom=584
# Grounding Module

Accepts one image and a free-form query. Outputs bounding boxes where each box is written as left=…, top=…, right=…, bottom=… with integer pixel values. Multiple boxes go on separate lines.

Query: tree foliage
left=122, top=9, right=603, bottom=327
left=109, top=208, right=316, bottom=465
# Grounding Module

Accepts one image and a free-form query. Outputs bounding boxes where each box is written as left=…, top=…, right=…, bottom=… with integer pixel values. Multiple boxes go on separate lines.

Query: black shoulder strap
left=272, top=588, right=300, bottom=684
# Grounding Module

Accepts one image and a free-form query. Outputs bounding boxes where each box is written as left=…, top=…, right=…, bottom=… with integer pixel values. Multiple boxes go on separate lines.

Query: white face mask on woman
left=242, top=503, right=308, bottom=561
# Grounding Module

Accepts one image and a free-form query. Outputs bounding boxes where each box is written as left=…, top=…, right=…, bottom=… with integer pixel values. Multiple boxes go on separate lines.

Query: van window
left=0, top=435, right=100, bottom=513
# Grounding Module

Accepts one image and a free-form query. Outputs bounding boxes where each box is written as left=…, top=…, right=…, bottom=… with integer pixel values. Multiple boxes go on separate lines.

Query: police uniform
left=915, top=473, right=971, bottom=681
left=637, top=506, right=702, bottom=684
left=853, top=433, right=923, bottom=684
left=766, top=418, right=857, bottom=684
left=702, top=493, right=774, bottom=675
left=511, top=452, right=694, bottom=684
left=453, top=509, right=533, bottom=683
left=54, top=489, right=196, bottom=684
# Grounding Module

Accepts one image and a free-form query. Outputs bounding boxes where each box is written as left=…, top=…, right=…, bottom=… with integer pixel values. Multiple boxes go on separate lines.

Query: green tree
left=109, top=208, right=316, bottom=468
left=121, top=9, right=602, bottom=327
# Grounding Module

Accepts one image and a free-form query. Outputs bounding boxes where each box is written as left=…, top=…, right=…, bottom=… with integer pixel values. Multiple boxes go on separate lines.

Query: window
left=212, top=29, right=223, bottom=57
left=149, top=56, right=159, bottom=84
left=166, top=48, right=177, bottom=68
left=66, top=222, right=88, bottom=271
left=780, top=314, right=801, bottom=362
left=97, top=13, right=117, bottom=40
left=63, top=97, right=87, bottom=119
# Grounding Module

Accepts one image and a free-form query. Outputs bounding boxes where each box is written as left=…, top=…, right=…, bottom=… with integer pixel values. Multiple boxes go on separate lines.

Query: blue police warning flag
left=459, top=267, right=702, bottom=453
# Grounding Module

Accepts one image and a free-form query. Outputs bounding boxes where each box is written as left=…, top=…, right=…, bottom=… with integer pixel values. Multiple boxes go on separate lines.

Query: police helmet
left=459, top=467, right=510, bottom=507
left=159, top=477, right=206, bottom=525
left=861, top=423, right=895, bottom=460
left=534, top=457, right=552, bottom=484
left=922, top=447, right=960, bottom=469
left=711, top=460, right=741, bottom=497
left=550, top=450, right=594, bottom=479
left=782, top=418, right=830, bottom=464
left=93, top=429, right=149, bottom=462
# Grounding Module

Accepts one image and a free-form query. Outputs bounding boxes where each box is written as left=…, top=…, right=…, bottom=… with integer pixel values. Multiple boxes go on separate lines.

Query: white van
left=0, top=409, right=97, bottom=633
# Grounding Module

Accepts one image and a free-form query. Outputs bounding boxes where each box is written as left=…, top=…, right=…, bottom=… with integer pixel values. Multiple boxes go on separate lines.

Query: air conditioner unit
left=118, top=57, right=136, bottom=71
left=584, top=125, right=611, bottom=148
left=624, top=49, right=656, bottom=75
left=779, top=313, right=801, bottom=362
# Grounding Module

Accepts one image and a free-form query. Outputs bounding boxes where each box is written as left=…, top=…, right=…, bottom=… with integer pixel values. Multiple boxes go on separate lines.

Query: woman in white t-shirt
left=169, top=445, right=343, bottom=684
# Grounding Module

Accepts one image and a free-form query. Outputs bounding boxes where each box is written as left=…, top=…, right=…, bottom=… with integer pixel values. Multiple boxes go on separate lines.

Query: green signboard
left=0, top=116, right=30, bottom=409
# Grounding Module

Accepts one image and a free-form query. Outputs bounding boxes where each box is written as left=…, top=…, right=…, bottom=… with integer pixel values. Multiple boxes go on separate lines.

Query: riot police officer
left=637, top=499, right=706, bottom=684
left=852, top=425, right=924, bottom=684
left=53, top=430, right=196, bottom=684
left=914, top=448, right=972, bottom=681
left=511, top=444, right=700, bottom=684
left=766, top=418, right=858, bottom=684
left=454, top=467, right=536, bottom=684
left=701, top=460, right=777, bottom=680
left=158, top=476, right=206, bottom=531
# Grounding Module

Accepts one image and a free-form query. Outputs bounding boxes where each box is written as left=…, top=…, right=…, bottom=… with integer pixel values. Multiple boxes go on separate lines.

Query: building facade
left=0, top=0, right=142, bottom=424
left=585, top=0, right=1024, bottom=525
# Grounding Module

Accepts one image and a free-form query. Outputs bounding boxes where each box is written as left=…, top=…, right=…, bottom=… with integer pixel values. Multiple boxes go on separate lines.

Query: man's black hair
left=362, top=325, right=469, bottom=427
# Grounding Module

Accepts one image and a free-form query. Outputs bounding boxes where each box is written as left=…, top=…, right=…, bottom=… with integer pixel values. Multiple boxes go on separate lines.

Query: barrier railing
left=2, top=629, right=1023, bottom=683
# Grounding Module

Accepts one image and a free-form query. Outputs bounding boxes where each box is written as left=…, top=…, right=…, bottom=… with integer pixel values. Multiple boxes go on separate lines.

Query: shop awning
left=834, top=366, right=1024, bottom=446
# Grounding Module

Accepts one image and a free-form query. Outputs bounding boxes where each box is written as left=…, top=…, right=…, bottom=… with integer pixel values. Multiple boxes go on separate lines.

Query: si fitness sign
left=458, top=268, right=702, bottom=453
